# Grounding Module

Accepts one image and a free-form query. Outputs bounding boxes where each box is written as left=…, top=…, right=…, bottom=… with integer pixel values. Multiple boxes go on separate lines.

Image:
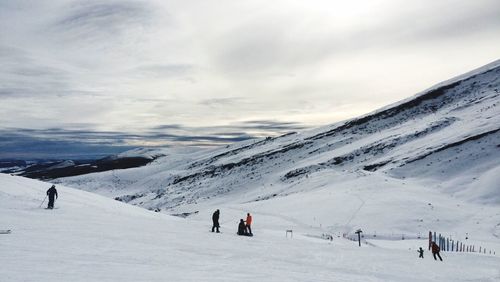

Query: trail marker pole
left=355, top=229, right=363, bottom=247
left=429, top=231, right=432, bottom=250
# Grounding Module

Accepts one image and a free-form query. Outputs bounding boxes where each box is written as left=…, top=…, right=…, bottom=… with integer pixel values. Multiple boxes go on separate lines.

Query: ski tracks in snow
left=343, top=193, right=366, bottom=232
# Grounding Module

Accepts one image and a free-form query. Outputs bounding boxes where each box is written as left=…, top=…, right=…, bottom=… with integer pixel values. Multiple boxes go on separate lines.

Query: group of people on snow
left=238, top=213, right=253, bottom=236
left=418, top=242, right=443, bottom=261
left=212, top=209, right=253, bottom=237
left=42, top=185, right=447, bottom=260
left=211, top=208, right=447, bottom=260
left=44, top=187, right=257, bottom=238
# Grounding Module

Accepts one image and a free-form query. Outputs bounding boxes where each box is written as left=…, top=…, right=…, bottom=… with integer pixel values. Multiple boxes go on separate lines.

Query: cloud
left=198, top=97, right=244, bottom=107
left=53, top=1, right=155, bottom=43
left=131, top=64, right=195, bottom=79
left=210, top=0, right=500, bottom=77
left=0, top=44, right=96, bottom=98
left=152, top=124, right=183, bottom=130
left=147, top=120, right=305, bottom=142
left=149, top=120, right=306, bottom=137
left=0, top=137, right=135, bottom=160
left=0, top=119, right=305, bottom=158
left=238, top=120, right=307, bottom=131
left=0, top=0, right=499, bottom=158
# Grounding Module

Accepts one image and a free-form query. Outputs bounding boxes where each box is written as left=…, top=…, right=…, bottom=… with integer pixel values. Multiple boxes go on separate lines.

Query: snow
left=110, top=147, right=171, bottom=160
left=1, top=173, right=499, bottom=281
left=457, top=165, right=500, bottom=205
left=48, top=160, right=75, bottom=169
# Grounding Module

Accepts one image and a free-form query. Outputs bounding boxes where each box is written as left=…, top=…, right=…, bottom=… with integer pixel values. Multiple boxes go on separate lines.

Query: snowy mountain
left=52, top=61, right=500, bottom=262
left=58, top=60, right=500, bottom=211
left=2, top=61, right=500, bottom=281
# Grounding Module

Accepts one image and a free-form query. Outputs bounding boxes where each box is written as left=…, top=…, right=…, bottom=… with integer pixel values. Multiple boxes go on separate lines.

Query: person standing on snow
left=418, top=247, right=424, bottom=258
left=431, top=242, right=443, bottom=261
left=46, top=185, right=58, bottom=209
left=212, top=209, right=220, bottom=233
left=245, top=213, right=253, bottom=235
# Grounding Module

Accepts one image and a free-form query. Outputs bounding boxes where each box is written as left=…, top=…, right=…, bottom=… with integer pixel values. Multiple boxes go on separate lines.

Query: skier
left=431, top=241, right=443, bottom=261
left=237, top=219, right=247, bottom=236
left=46, top=185, right=58, bottom=209
left=245, top=213, right=253, bottom=235
left=418, top=247, right=424, bottom=258
left=212, top=209, right=220, bottom=233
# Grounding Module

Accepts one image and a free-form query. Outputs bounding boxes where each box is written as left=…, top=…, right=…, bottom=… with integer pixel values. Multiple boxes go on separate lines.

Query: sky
left=1, top=0, right=499, bottom=158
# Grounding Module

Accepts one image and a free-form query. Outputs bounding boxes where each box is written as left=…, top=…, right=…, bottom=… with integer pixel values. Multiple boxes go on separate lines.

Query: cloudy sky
left=1, top=0, right=499, bottom=158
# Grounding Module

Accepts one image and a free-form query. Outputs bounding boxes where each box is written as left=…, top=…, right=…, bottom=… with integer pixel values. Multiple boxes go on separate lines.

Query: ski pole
left=39, top=195, right=47, bottom=208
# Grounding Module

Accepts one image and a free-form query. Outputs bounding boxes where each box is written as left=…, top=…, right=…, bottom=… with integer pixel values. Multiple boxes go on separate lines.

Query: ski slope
left=47, top=61, right=500, bottom=277
left=1, top=174, right=499, bottom=282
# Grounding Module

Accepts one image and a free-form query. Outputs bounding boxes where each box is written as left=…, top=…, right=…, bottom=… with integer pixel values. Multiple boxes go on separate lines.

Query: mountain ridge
left=57, top=60, right=500, bottom=210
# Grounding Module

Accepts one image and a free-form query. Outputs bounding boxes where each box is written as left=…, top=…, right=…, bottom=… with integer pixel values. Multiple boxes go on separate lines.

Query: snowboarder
left=245, top=213, right=253, bottom=235
left=46, top=185, right=58, bottom=209
left=212, top=209, right=220, bottom=233
left=418, top=247, right=424, bottom=258
left=431, top=241, right=442, bottom=261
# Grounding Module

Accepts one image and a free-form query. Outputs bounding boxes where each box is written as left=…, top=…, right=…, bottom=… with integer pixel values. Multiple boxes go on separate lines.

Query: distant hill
left=2, top=148, right=166, bottom=179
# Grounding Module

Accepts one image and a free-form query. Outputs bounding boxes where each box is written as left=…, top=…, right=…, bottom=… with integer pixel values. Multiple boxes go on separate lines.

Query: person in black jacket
left=212, top=209, right=220, bottom=233
left=237, top=219, right=247, bottom=235
left=46, top=185, right=58, bottom=209
left=418, top=247, right=424, bottom=258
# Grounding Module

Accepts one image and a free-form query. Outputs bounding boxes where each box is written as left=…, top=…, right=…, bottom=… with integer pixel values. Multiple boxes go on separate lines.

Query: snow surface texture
left=1, top=174, right=499, bottom=282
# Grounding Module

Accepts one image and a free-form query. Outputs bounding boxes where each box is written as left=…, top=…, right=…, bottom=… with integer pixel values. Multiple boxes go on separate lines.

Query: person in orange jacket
left=245, top=213, right=253, bottom=235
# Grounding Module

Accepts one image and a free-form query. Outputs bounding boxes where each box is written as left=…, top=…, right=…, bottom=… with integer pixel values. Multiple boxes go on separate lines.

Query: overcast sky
left=1, top=0, right=499, bottom=157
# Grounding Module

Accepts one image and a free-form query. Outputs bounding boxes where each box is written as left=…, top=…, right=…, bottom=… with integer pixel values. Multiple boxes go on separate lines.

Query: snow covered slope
left=4, top=61, right=500, bottom=281
left=1, top=174, right=499, bottom=282
left=58, top=60, right=500, bottom=211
